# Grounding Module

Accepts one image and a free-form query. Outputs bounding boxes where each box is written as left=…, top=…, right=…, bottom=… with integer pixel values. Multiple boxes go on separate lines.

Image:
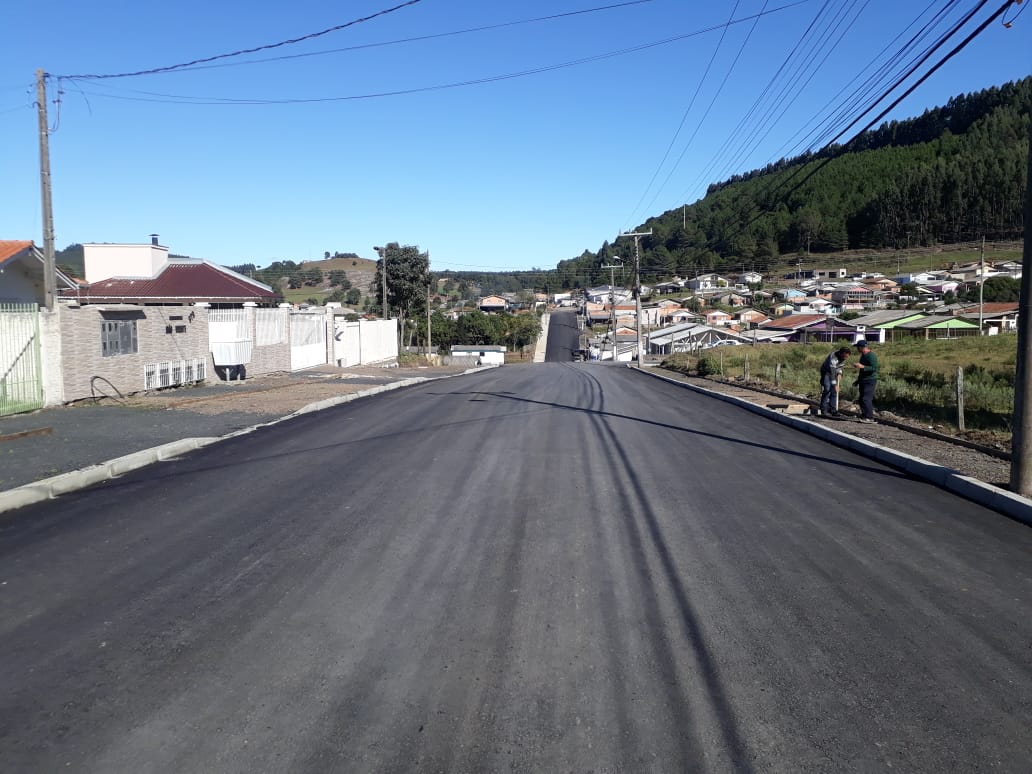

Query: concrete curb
left=635, top=367, right=1032, bottom=526
left=534, top=313, right=551, bottom=363
left=0, top=369, right=487, bottom=516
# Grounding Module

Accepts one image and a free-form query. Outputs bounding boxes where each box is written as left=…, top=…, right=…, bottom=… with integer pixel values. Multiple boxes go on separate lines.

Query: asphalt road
left=544, top=309, right=582, bottom=362
left=2, top=363, right=1030, bottom=772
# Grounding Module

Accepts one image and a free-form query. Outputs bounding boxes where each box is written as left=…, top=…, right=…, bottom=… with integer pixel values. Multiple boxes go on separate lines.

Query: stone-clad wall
left=59, top=304, right=210, bottom=402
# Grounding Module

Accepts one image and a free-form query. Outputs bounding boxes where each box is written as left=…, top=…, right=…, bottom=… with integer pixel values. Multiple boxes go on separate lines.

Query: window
left=101, top=319, right=138, bottom=356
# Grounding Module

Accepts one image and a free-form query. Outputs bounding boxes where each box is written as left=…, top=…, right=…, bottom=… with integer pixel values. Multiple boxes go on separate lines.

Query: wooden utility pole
left=619, top=230, right=652, bottom=367
left=1010, top=118, right=1032, bottom=496
left=36, top=69, right=56, bottom=311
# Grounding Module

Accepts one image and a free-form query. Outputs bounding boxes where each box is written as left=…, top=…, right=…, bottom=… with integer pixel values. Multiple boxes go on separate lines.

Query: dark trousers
left=859, top=379, right=877, bottom=419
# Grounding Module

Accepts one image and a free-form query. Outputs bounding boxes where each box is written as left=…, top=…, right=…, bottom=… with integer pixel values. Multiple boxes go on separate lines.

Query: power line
left=58, top=1, right=811, bottom=107
left=121, top=1, right=660, bottom=76
left=60, top=0, right=426, bottom=80
left=622, top=0, right=746, bottom=229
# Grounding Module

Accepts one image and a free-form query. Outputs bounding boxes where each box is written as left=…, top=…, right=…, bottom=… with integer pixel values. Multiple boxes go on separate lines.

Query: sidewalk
left=0, top=364, right=473, bottom=512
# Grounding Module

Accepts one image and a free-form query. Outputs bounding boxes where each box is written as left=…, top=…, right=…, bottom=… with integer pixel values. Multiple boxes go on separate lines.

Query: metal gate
left=0, top=302, right=43, bottom=417
left=209, top=308, right=253, bottom=368
left=290, top=312, right=327, bottom=370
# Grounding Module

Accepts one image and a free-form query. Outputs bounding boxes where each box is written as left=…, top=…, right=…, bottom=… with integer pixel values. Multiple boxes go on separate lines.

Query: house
left=646, top=322, right=747, bottom=355
left=478, top=295, right=508, bottom=313
left=862, top=277, right=898, bottom=292
left=586, top=285, right=631, bottom=304
left=894, top=315, right=980, bottom=339
left=793, top=298, right=838, bottom=315
left=738, top=271, right=763, bottom=285
left=660, top=307, right=698, bottom=325
left=686, top=273, right=729, bottom=291
left=0, top=240, right=77, bottom=305
left=895, top=272, right=937, bottom=284
left=67, top=259, right=280, bottom=307
left=958, top=302, right=1020, bottom=333
left=734, top=309, right=770, bottom=327
left=2, top=237, right=401, bottom=415
left=760, top=313, right=858, bottom=343
left=704, top=310, right=732, bottom=327
left=774, top=288, right=807, bottom=301
left=814, top=267, right=849, bottom=279
left=830, top=284, right=876, bottom=308
left=847, top=309, right=927, bottom=343
left=715, top=292, right=748, bottom=308
left=653, top=280, right=685, bottom=294
left=449, top=345, right=505, bottom=365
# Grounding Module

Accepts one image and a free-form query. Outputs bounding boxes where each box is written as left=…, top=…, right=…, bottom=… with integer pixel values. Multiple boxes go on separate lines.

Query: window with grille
left=101, top=320, right=138, bottom=356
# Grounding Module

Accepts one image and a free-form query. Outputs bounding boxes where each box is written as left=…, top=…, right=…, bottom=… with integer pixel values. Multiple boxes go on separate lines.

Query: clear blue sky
left=1, top=1, right=1028, bottom=274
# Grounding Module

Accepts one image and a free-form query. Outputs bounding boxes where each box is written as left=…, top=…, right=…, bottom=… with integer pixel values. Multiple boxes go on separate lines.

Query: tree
left=980, top=276, right=1020, bottom=302
left=375, top=242, right=431, bottom=346
left=328, top=270, right=348, bottom=287
left=345, top=288, right=361, bottom=306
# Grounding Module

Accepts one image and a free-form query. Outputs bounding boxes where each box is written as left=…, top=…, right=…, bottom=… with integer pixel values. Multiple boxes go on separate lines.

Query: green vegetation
left=664, top=336, right=1017, bottom=432
left=423, top=310, right=541, bottom=352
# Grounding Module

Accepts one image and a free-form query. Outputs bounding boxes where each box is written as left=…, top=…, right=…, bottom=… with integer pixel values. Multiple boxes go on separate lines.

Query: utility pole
left=1010, top=117, right=1032, bottom=496
left=619, top=229, right=652, bottom=367
left=425, top=251, right=432, bottom=354
left=978, top=235, right=985, bottom=335
left=601, top=260, right=621, bottom=361
left=374, top=246, right=387, bottom=319
left=36, top=69, right=56, bottom=311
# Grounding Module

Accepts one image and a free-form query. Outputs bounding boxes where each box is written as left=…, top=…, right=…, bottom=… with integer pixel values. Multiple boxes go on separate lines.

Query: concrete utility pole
left=619, top=230, right=652, bottom=367
left=36, top=69, right=56, bottom=311
left=425, top=251, right=432, bottom=354
left=1009, top=118, right=1032, bottom=496
left=374, top=246, right=387, bottom=319
left=601, top=260, right=621, bottom=361
left=978, top=235, right=985, bottom=335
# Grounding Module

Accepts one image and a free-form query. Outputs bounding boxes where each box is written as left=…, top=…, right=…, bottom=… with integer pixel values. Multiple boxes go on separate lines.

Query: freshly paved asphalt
left=2, top=359, right=1030, bottom=771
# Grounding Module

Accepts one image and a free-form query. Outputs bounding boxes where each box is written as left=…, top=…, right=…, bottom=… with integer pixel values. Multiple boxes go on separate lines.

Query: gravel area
left=649, top=368, right=1013, bottom=491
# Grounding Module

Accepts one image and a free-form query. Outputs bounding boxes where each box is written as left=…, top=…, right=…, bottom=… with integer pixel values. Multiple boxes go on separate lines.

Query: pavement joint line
left=634, top=366, right=1032, bottom=527
left=0, top=369, right=487, bottom=517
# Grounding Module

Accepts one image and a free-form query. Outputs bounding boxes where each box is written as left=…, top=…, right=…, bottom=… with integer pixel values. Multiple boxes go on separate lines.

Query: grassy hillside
left=663, top=335, right=1017, bottom=436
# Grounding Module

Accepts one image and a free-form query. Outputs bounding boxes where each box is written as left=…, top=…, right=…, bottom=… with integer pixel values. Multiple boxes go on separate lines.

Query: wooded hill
left=559, top=76, right=1029, bottom=289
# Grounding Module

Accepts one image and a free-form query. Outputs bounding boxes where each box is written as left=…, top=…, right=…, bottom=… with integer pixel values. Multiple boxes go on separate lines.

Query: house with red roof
left=760, top=313, right=859, bottom=343
left=0, top=240, right=77, bottom=305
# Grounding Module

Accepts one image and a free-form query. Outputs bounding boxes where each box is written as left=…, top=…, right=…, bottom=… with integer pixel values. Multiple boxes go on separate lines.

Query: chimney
left=150, top=234, right=160, bottom=246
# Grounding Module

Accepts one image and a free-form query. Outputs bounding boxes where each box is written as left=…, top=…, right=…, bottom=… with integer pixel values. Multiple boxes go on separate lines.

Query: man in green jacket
left=852, top=339, right=879, bottom=422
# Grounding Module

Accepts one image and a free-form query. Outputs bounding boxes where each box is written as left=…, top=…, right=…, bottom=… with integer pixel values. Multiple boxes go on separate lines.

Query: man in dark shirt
left=852, top=339, right=879, bottom=422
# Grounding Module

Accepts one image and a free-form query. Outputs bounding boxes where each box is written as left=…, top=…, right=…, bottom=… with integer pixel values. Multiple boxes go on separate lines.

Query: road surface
left=2, top=363, right=1030, bottom=772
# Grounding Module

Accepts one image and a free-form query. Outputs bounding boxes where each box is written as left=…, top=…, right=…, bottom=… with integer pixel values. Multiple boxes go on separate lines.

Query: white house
left=450, top=345, right=505, bottom=365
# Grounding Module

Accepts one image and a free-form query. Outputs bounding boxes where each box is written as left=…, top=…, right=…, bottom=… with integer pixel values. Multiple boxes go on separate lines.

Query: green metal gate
left=0, top=302, right=44, bottom=417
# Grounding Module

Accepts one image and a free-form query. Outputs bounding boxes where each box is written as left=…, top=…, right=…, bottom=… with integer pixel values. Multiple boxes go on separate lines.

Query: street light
left=374, top=246, right=387, bottom=319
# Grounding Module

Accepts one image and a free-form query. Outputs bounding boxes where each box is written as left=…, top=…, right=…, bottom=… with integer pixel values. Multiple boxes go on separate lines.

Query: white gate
left=334, top=320, right=361, bottom=367
left=209, top=308, right=253, bottom=367
left=0, top=302, right=43, bottom=417
left=290, top=312, right=327, bottom=370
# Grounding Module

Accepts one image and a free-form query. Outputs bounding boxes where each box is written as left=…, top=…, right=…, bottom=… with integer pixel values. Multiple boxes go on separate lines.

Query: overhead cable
left=60, top=0, right=426, bottom=80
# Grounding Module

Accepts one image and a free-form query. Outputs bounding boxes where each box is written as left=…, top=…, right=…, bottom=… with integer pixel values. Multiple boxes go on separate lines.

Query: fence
left=0, top=302, right=43, bottom=417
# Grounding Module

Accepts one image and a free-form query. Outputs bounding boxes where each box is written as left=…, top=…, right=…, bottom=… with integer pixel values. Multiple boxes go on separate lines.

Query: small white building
left=450, top=345, right=505, bottom=365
